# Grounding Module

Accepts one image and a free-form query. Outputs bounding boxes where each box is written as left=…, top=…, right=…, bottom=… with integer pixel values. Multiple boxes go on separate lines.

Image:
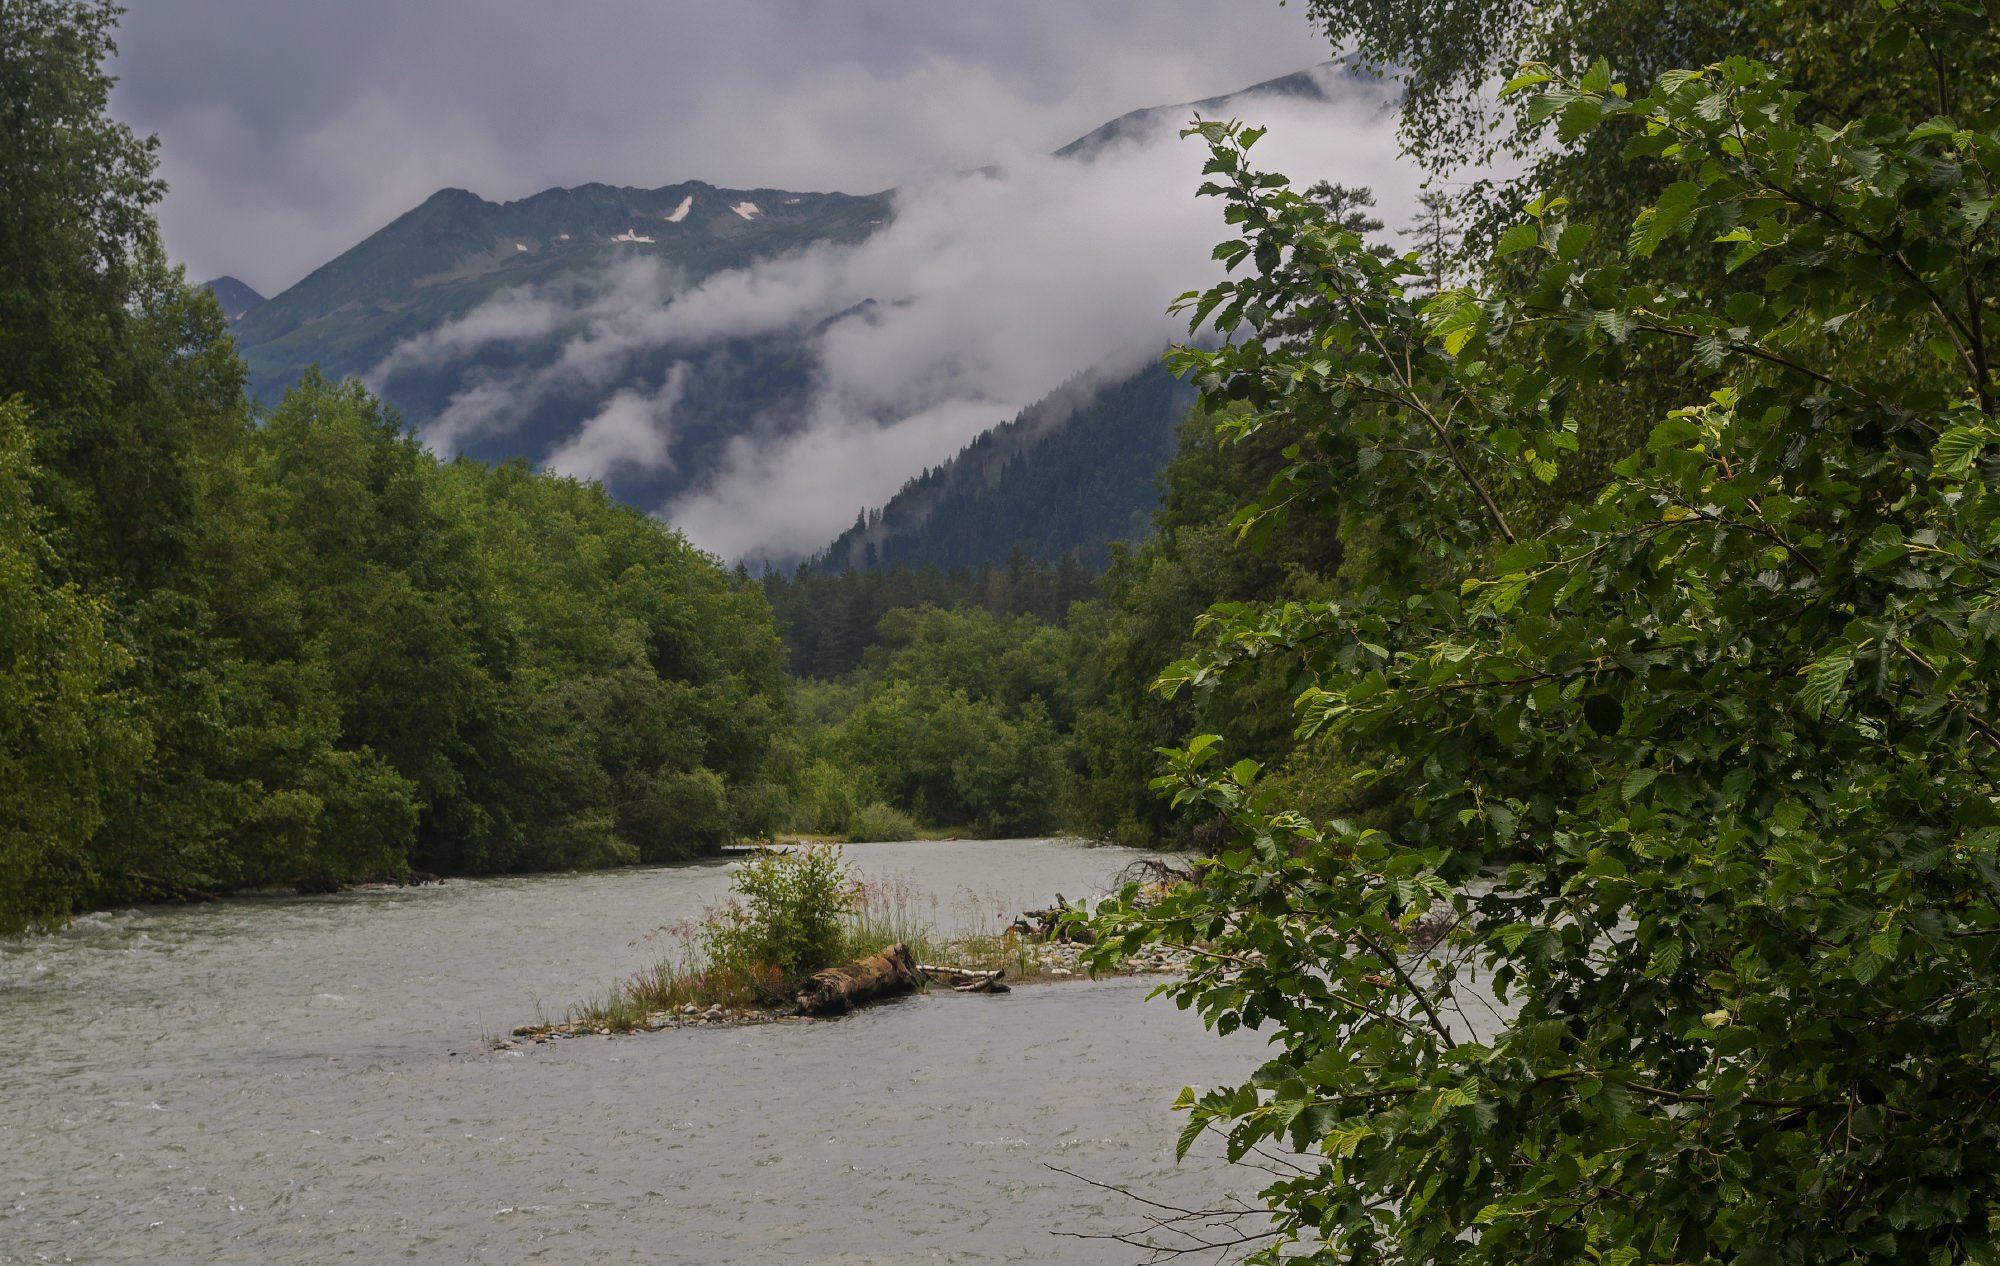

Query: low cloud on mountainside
left=371, top=73, right=1418, bottom=562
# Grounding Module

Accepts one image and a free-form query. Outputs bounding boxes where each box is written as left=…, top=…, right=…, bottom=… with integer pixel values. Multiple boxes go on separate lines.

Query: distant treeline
left=760, top=552, right=1098, bottom=678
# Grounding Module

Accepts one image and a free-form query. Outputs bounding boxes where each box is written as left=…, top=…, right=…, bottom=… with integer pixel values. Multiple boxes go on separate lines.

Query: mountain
left=1055, top=60, right=1357, bottom=159
left=219, top=61, right=1372, bottom=563
left=198, top=275, right=264, bottom=322
left=232, top=180, right=889, bottom=403
left=814, top=363, right=1194, bottom=571
left=223, top=179, right=894, bottom=516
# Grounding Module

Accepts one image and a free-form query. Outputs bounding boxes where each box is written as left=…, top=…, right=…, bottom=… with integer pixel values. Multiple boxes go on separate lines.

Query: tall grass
left=841, top=871, right=1044, bottom=977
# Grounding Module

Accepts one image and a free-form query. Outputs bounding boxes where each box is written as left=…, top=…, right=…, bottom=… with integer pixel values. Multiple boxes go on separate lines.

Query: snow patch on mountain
left=731, top=201, right=762, bottom=220
left=665, top=196, right=692, bottom=223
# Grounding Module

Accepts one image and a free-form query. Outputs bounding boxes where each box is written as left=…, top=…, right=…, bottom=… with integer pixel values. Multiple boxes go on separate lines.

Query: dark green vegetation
left=0, top=1, right=789, bottom=933
left=762, top=552, right=1098, bottom=679
left=774, top=606, right=1077, bottom=839
left=1080, top=0, right=2000, bottom=1261
left=813, top=366, right=1194, bottom=573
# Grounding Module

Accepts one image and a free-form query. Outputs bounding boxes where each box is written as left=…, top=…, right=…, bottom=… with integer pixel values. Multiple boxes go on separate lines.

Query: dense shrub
left=700, top=844, right=855, bottom=988
left=844, top=802, right=921, bottom=843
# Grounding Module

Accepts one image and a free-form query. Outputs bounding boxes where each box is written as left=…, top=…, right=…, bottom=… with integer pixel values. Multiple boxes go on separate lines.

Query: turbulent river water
left=1, top=839, right=1267, bottom=1264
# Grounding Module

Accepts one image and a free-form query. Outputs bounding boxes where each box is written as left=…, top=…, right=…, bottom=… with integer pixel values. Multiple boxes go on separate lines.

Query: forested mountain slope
left=813, top=364, right=1195, bottom=572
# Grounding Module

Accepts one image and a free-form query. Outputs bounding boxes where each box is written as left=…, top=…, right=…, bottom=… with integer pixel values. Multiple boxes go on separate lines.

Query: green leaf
left=1497, top=222, right=1541, bottom=256
left=1630, top=181, right=1702, bottom=258
left=1621, top=767, right=1658, bottom=801
left=1851, top=948, right=1885, bottom=985
left=1800, top=651, right=1855, bottom=717
left=1935, top=426, right=1992, bottom=477
left=1555, top=221, right=1595, bottom=261
left=1176, top=1114, right=1208, bottom=1161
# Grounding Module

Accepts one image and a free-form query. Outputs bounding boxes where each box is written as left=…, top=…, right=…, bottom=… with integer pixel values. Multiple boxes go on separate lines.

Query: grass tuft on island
left=511, top=847, right=1186, bottom=1042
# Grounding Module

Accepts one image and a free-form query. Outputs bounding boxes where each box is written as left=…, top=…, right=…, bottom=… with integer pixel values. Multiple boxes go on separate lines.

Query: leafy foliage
left=0, top=401, right=145, bottom=932
left=701, top=843, right=855, bottom=991
left=1088, top=41, right=2000, bottom=1264
left=773, top=605, right=1075, bottom=838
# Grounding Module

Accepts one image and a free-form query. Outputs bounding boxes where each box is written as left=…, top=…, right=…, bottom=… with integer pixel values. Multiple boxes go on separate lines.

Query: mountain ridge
left=219, top=61, right=1362, bottom=566
left=232, top=178, right=893, bottom=405
left=198, top=274, right=265, bottom=322
left=1055, top=59, right=1358, bottom=159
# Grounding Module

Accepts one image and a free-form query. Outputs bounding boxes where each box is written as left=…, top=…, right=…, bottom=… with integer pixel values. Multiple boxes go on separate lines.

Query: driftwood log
left=918, top=964, right=1011, bottom=994
left=1012, top=894, right=1096, bottom=944
left=795, top=943, right=920, bottom=1017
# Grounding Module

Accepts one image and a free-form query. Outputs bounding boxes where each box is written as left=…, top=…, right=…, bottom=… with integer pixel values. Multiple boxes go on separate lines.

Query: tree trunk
left=795, top=943, right=919, bottom=1016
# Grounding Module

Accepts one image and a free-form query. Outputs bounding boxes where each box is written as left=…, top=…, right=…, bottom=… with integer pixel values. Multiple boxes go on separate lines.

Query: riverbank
left=536, top=845, right=1191, bottom=1039
left=513, top=937, right=1194, bottom=1042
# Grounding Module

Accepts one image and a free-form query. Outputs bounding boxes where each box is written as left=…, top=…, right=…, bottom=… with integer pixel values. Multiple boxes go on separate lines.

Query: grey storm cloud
left=107, top=1, right=1339, bottom=295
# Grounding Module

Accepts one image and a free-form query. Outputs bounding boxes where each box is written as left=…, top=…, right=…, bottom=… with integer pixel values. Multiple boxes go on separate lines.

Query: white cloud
left=368, top=286, right=570, bottom=381
left=366, top=72, right=1424, bottom=561
left=664, top=83, right=1420, bottom=560
left=545, top=366, right=688, bottom=485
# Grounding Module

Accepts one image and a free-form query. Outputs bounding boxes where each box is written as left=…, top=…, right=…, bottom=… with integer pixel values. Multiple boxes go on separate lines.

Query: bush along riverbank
left=505, top=845, right=1191, bottom=1044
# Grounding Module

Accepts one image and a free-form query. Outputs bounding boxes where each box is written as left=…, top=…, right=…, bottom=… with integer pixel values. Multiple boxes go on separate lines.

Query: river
left=1, top=839, right=1267, bottom=1264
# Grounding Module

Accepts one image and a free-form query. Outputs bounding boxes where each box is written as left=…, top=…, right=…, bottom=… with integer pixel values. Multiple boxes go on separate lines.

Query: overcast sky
left=109, top=1, right=1344, bottom=295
